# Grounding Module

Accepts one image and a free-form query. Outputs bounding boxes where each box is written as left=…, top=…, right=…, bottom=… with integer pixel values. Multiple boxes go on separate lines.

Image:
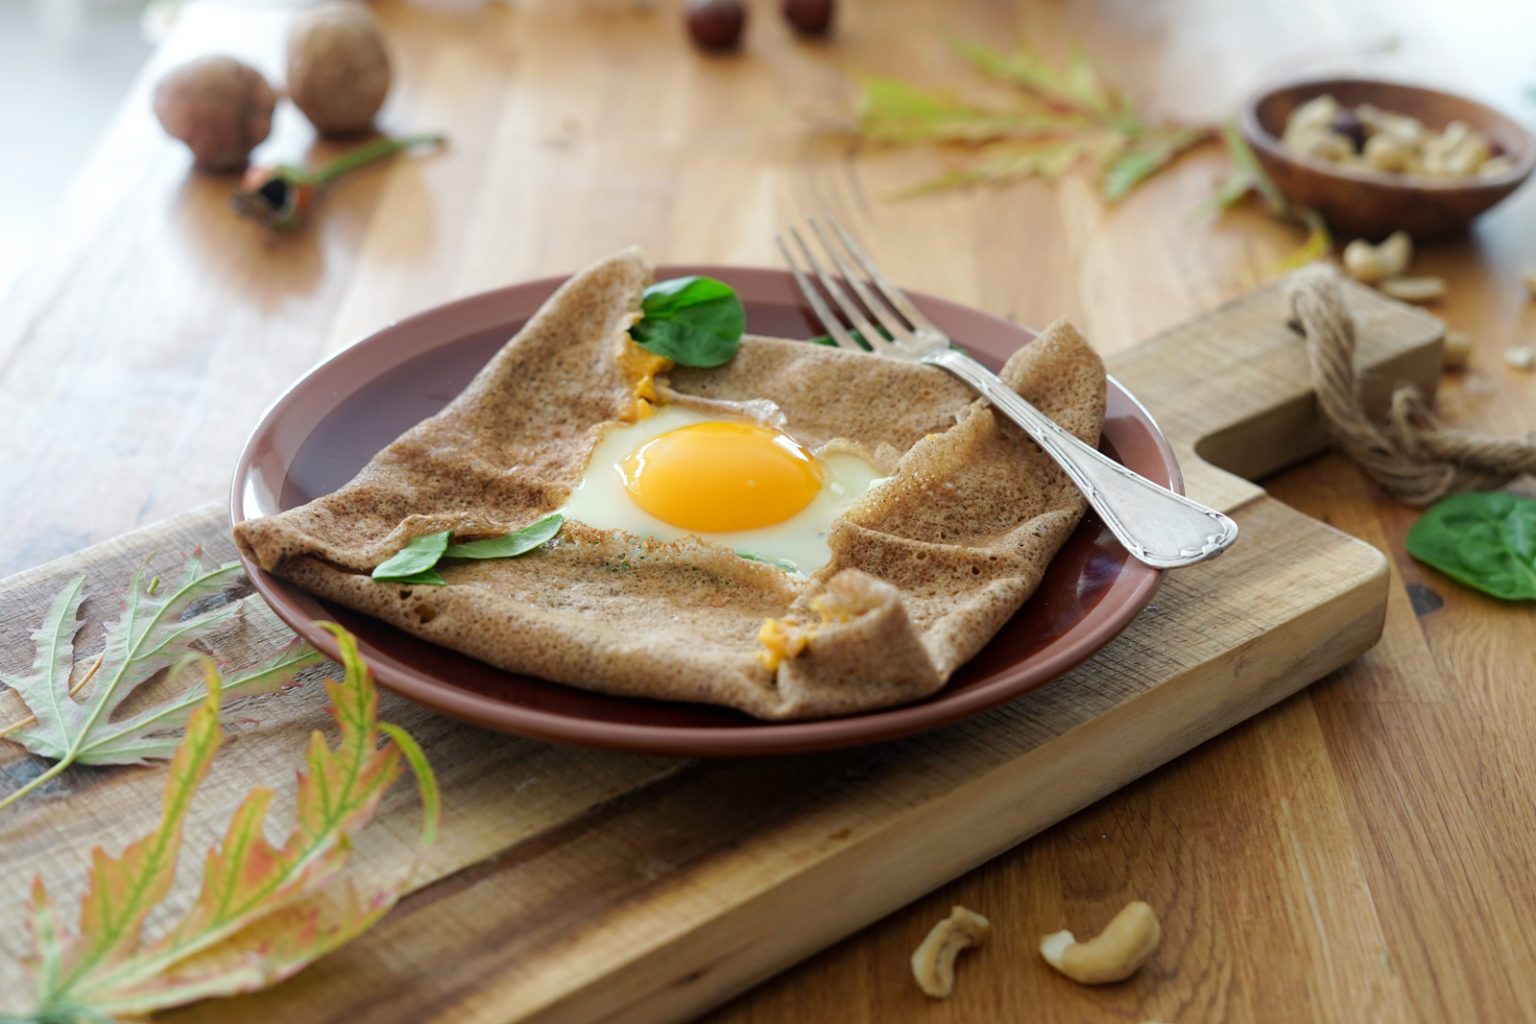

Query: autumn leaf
left=1199, top=120, right=1290, bottom=218
left=856, top=75, right=1087, bottom=144
left=850, top=37, right=1333, bottom=263
left=1270, top=209, right=1333, bottom=272
left=1199, top=120, right=1334, bottom=271
left=948, top=35, right=1126, bottom=120
left=20, top=624, right=439, bottom=1022
left=1102, top=126, right=1211, bottom=201
left=853, top=37, right=1211, bottom=201
left=894, top=137, right=1094, bottom=198
left=0, top=554, right=322, bottom=811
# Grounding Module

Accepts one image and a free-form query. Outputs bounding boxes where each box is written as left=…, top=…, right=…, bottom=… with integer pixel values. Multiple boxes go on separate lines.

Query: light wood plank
left=0, top=274, right=1438, bottom=1020
left=3, top=0, right=1535, bottom=1021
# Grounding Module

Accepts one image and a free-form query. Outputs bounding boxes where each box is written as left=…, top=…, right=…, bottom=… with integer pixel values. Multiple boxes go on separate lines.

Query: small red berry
left=687, top=0, right=746, bottom=51
left=781, top=0, right=833, bottom=35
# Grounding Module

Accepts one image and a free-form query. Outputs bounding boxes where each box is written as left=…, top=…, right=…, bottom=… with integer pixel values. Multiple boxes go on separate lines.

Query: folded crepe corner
left=233, top=249, right=1107, bottom=721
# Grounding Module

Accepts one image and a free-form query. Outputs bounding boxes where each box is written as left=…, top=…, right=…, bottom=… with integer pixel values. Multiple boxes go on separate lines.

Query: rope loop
left=1287, top=265, right=1536, bottom=506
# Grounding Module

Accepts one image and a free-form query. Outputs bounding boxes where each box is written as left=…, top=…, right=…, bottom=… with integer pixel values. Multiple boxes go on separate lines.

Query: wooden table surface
left=2, top=1, right=1534, bottom=1022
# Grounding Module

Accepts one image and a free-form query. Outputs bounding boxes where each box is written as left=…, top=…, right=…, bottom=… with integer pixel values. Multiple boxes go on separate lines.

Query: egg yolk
left=620, top=422, right=824, bottom=532
left=617, top=337, right=673, bottom=420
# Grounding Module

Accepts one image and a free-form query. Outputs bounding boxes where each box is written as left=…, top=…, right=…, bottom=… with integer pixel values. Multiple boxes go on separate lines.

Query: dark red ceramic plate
left=230, top=266, right=1179, bottom=756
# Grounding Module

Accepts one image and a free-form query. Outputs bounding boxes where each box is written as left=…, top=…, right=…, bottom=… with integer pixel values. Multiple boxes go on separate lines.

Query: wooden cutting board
left=0, top=268, right=1441, bottom=1024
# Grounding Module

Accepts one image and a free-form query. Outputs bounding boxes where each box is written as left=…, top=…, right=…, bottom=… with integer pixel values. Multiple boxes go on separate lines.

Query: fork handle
left=926, top=348, right=1238, bottom=569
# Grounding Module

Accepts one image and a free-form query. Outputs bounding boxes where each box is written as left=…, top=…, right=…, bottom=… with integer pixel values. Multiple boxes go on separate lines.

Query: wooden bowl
left=1239, top=77, right=1535, bottom=240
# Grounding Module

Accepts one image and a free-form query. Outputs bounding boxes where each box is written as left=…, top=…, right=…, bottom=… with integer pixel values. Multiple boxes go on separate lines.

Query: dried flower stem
left=314, top=133, right=446, bottom=186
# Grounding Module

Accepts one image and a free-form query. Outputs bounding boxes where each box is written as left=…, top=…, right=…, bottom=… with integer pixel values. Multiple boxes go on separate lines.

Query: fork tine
left=775, top=233, right=862, bottom=352
left=823, top=213, right=945, bottom=337
left=806, top=213, right=917, bottom=347
left=787, top=224, right=895, bottom=354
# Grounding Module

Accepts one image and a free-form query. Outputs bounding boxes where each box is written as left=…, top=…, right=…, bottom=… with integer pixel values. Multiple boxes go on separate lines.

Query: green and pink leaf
left=1, top=556, right=322, bottom=812
left=23, top=625, right=439, bottom=1021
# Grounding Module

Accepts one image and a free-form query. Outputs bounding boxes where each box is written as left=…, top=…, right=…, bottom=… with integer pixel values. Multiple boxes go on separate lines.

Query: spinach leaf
left=372, top=530, right=451, bottom=581
left=388, top=568, right=447, bottom=586
left=373, top=516, right=564, bottom=585
left=1405, top=491, right=1536, bottom=601
left=445, top=514, right=564, bottom=559
left=630, top=276, right=745, bottom=367
left=807, top=326, right=891, bottom=350
left=738, top=551, right=802, bottom=574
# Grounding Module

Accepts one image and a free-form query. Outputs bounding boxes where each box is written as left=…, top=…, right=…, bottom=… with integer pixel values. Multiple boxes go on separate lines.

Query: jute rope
left=1288, top=264, right=1536, bottom=506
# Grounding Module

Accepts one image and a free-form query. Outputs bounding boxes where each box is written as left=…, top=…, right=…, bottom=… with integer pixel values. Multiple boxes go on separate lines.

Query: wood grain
left=0, top=274, right=1437, bottom=1022
left=1, top=1, right=1534, bottom=1022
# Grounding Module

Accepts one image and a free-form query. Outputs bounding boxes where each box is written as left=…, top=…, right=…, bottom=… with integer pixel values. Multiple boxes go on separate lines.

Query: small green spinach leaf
left=372, top=516, right=565, bottom=585
left=372, top=530, right=451, bottom=581
left=389, top=568, right=447, bottom=586
left=445, top=514, right=564, bottom=559
left=738, top=552, right=804, bottom=574
left=807, top=325, right=893, bottom=350
left=630, top=276, right=745, bottom=367
left=1405, top=491, right=1536, bottom=601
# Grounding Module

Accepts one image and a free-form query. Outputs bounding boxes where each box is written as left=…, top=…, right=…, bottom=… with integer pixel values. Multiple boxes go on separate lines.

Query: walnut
left=286, top=2, right=392, bottom=137
left=151, top=55, right=277, bottom=172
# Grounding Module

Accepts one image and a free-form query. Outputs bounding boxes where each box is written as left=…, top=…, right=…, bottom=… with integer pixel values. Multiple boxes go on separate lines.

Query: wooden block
left=0, top=268, right=1443, bottom=1023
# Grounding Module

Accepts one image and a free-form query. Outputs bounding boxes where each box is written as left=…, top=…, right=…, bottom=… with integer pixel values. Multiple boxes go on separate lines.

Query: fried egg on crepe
left=232, top=248, right=1107, bottom=720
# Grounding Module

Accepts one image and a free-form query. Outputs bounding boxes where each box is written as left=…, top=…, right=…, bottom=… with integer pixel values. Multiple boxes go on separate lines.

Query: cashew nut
left=1442, top=330, right=1473, bottom=370
left=1283, top=98, right=1504, bottom=181
left=1342, top=230, right=1412, bottom=284
left=1504, top=346, right=1535, bottom=371
left=1354, top=103, right=1390, bottom=133
left=1422, top=123, right=1491, bottom=177
left=1284, top=125, right=1353, bottom=163
left=1375, top=112, right=1425, bottom=147
left=1039, top=901, right=1160, bottom=984
left=1446, top=137, right=1493, bottom=176
left=1283, top=94, right=1340, bottom=137
left=910, top=905, right=991, bottom=998
left=1379, top=275, right=1445, bottom=304
left=1363, top=133, right=1412, bottom=173
left=1479, top=155, right=1516, bottom=178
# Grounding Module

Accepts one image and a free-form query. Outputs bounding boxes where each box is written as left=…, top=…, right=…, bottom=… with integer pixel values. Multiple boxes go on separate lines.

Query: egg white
left=559, top=404, right=885, bottom=575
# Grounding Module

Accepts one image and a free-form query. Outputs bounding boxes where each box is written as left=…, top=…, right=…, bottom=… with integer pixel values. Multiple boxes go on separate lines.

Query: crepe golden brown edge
left=232, top=247, right=1107, bottom=720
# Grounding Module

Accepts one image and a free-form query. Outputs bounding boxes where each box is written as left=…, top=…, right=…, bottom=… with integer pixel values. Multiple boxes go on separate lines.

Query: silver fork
left=776, top=213, right=1237, bottom=569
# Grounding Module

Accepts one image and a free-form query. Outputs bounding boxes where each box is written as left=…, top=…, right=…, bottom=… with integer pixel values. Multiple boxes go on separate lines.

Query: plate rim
left=230, top=264, right=1177, bottom=756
